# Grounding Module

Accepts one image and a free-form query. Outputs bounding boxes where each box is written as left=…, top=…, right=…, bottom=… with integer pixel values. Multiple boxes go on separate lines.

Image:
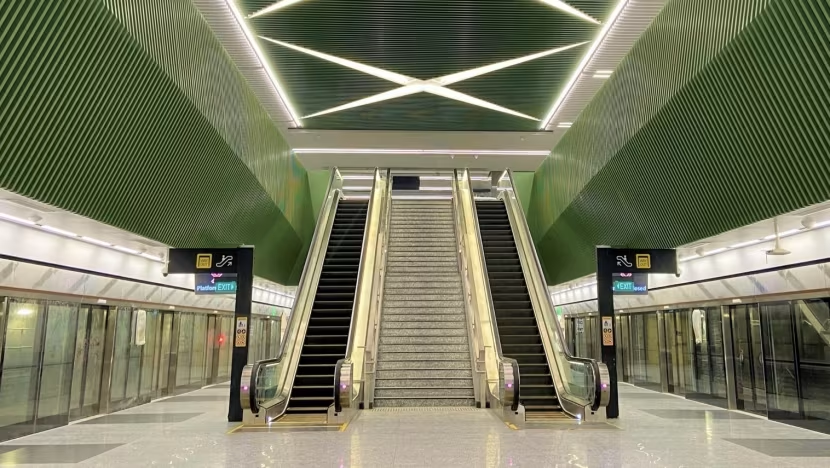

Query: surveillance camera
left=161, top=263, right=169, bottom=278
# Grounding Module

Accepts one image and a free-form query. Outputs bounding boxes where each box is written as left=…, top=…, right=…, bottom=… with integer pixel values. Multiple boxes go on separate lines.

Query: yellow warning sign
left=235, top=317, right=248, bottom=347
left=635, top=254, right=651, bottom=269
left=196, top=253, right=212, bottom=269
left=602, top=316, right=614, bottom=346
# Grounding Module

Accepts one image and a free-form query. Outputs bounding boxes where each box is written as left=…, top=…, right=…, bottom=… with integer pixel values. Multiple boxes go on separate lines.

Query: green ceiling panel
left=244, top=0, right=614, bottom=131
left=0, top=0, right=312, bottom=284
left=528, top=0, right=830, bottom=284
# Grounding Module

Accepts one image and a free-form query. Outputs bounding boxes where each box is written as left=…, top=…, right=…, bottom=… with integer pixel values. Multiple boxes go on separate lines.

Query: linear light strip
left=248, top=0, right=306, bottom=18
left=226, top=1, right=302, bottom=127
left=540, top=0, right=630, bottom=129
left=293, top=148, right=551, bottom=156
left=538, top=0, right=601, bottom=24
left=262, top=37, right=586, bottom=120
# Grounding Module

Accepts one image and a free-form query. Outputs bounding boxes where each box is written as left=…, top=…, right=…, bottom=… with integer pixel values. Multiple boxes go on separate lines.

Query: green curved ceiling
left=243, top=0, right=616, bottom=131
left=0, top=0, right=312, bottom=284
left=529, top=0, right=830, bottom=284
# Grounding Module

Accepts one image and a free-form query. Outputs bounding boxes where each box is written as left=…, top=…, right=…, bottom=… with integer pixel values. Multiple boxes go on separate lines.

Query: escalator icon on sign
left=616, top=255, right=633, bottom=268
left=216, top=255, right=234, bottom=268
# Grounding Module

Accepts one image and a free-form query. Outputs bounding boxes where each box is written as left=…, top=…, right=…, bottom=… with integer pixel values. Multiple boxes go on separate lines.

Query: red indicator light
left=218, top=334, right=225, bottom=345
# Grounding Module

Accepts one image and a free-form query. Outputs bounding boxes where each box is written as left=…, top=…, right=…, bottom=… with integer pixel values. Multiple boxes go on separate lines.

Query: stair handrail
left=241, top=168, right=342, bottom=415
left=335, top=168, right=384, bottom=413
left=363, top=169, right=392, bottom=408
left=459, top=170, right=520, bottom=412
left=498, top=169, right=609, bottom=416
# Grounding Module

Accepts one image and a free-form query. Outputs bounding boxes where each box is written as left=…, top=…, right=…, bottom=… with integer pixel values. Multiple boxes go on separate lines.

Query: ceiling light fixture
left=261, top=37, right=588, bottom=120
left=80, top=236, right=113, bottom=247
left=40, top=225, right=78, bottom=237
left=419, top=176, right=453, bottom=181
left=763, top=229, right=800, bottom=240
left=341, top=186, right=372, bottom=191
left=247, top=0, right=306, bottom=18
left=113, top=245, right=140, bottom=255
left=541, top=0, right=630, bottom=129
left=729, top=239, right=763, bottom=249
left=538, top=0, right=601, bottom=24
left=226, top=1, right=302, bottom=127
left=593, top=70, right=613, bottom=78
left=293, top=148, right=551, bottom=156
left=339, top=175, right=375, bottom=180
left=0, top=212, right=36, bottom=225
left=557, top=122, right=573, bottom=128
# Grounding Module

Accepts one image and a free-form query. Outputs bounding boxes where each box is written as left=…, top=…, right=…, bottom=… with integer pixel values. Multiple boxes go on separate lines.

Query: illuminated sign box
left=612, top=273, right=648, bottom=295
left=195, top=273, right=238, bottom=295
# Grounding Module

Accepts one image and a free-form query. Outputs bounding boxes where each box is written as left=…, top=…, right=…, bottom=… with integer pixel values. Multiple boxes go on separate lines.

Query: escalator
left=288, top=200, right=369, bottom=414
left=475, top=200, right=559, bottom=413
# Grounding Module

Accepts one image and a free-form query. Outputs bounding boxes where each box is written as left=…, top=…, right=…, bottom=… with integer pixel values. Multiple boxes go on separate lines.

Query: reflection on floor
left=1, top=383, right=830, bottom=466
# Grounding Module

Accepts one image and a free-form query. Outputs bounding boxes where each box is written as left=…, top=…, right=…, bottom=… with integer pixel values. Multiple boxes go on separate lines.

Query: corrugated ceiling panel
left=529, top=0, right=830, bottom=284
left=0, top=0, right=310, bottom=283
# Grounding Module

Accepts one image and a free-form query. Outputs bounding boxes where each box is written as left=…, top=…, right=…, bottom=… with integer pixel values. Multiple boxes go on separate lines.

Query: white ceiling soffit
left=296, top=151, right=547, bottom=172
left=192, top=0, right=299, bottom=126
left=542, top=0, right=668, bottom=138
left=289, top=130, right=553, bottom=170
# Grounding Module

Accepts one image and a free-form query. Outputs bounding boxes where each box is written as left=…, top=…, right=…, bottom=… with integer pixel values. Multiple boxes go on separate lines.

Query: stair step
left=379, top=343, right=470, bottom=353
left=375, top=378, right=474, bottom=388
left=382, top=321, right=465, bottom=330
left=382, top=314, right=465, bottom=323
left=378, top=352, right=470, bottom=361
left=375, top=387, right=474, bottom=398
left=381, top=328, right=467, bottom=337
left=376, top=360, right=471, bottom=370
left=376, top=369, right=473, bottom=379
left=379, top=336, right=468, bottom=345
left=373, top=398, right=475, bottom=408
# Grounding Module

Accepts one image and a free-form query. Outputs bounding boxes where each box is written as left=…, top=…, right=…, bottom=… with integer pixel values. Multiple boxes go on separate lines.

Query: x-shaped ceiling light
left=260, top=37, right=589, bottom=120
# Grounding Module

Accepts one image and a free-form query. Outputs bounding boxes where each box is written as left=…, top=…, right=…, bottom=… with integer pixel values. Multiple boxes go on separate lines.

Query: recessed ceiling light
left=557, top=122, right=573, bottom=128
left=113, top=245, right=140, bottom=255
left=593, top=70, right=613, bottom=78
left=97, top=299, right=107, bottom=304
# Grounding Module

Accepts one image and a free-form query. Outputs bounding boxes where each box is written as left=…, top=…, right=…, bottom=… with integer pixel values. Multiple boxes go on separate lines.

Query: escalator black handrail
left=244, top=170, right=341, bottom=414
left=462, top=171, right=519, bottom=410
left=504, top=357, right=521, bottom=412
left=501, top=168, right=607, bottom=411
left=334, top=168, right=379, bottom=413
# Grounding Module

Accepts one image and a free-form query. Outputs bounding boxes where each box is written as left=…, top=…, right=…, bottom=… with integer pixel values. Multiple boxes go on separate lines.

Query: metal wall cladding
left=0, top=0, right=311, bottom=284
left=244, top=0, right=613, bottom=131
left=529, top=0, right=830, bottom=284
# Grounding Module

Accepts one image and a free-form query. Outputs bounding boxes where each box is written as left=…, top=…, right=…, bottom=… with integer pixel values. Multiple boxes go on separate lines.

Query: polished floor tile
left=642, top=409, right=758, bottom=419
left=77, top=413, right=202, bottom=424
left=155, top=395, right=228, bottom=403
left=0, top=444, right=121, bottom=464
left=725, top=438, right=830, bottom=457
left=1, top=383, right=829, bottom=467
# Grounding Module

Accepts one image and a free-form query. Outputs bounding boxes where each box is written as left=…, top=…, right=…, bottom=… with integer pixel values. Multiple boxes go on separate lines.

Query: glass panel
left=707, top=307, right=727, bottom=399
left=645, top=313, right=661, bottom=388
left=37, top=303, right=78, bottom=429
left=176, top=314, right=193, bottom=387
left=796, top=299, right=830, bottom=425
left=190, top=315, right=206, bottom=385
left=205, top=316, right=216, bottom=384
left=690, top=308, right=711, bottom=395
left=139, top=311, right=159, bottom=396
left=761, top=302, right=800, bottom=417
left=217, top=317, right=231, bottom=380
left=110, top=307, right=132, bottom=401
left=69, top=308, right=89, bottom=416
left=270, top=319, right=280, bottom=359
left=125, top=319, right=142, bottom=400
left=749, top=305, right=767, bottom=414
left=0, top=299, right=42, bottom=440
left=158, top=313, right=173, bottom=392
left=83, top=307, right=107, bottom=410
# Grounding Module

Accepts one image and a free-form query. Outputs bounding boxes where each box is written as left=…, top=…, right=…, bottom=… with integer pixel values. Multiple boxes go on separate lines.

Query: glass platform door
left=68, top=306, right=108, bottom=421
